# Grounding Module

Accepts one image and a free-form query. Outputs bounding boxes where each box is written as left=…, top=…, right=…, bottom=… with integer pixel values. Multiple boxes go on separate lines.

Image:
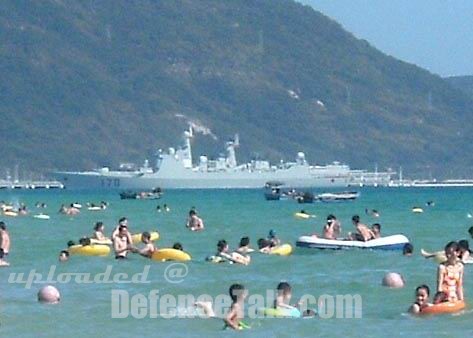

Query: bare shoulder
left=408, top=303, right=420, bottom=314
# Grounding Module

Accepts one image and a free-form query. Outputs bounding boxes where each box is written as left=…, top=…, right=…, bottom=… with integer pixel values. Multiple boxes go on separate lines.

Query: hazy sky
left=301, top=0, right=473, bottom=77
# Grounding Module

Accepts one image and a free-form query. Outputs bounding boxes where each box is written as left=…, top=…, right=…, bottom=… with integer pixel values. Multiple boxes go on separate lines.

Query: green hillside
left=1, top=0, right=473, bottom=177
left=445, top=76, right=473, bottom=98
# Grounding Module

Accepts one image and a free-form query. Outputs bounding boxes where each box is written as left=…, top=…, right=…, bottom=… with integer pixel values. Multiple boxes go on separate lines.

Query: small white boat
left=316, top=191, right=360, bottom=202
left=87, top=206, right=106, bottom=211
left=296, top=234, right=409, bottom=250
left=33, top=214, right=50, bottom=220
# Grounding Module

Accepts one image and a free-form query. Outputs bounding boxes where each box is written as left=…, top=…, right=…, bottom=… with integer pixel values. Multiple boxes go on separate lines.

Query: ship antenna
left=226, top=134, right=239, bottom=168
left=182, top=125, right=194, bottom=169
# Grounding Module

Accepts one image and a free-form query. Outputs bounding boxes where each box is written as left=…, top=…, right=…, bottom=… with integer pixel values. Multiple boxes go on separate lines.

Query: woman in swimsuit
left=437, top=241, right=464, bottom=302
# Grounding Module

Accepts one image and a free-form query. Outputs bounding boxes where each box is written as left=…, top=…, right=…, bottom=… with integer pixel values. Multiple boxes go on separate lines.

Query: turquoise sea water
left=0, top=188, right=472, bottom=337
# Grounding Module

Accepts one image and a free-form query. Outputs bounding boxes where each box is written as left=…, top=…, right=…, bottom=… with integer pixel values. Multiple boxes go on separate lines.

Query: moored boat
left=296, top=234, right=410, bottom=250
left=316, top=191, right=360, bottom=202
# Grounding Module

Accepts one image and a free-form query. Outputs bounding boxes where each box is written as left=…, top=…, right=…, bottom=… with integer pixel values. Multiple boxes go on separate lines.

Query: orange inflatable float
left=420, top=301, right=465, bottom=315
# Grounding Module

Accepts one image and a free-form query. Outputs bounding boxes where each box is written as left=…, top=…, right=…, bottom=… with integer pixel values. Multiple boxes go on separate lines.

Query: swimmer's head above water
left=229, top=283, right=247, bottom=303
left=239, top=237, right=250, bottom=247
left=217, top=240, right=229, bottom=253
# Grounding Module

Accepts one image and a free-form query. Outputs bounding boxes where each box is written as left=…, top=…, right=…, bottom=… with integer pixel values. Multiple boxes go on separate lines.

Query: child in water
left=194, top=284, right=250, bottom=330
left=408, top=285, right=431, bottom=314
left=224, top=284, right=249, bottom=330
left=433, top=291, right=448, bottom=304
left=58, top=250, right=69, bottom=262
left=437, top=241, right=464, bottom=301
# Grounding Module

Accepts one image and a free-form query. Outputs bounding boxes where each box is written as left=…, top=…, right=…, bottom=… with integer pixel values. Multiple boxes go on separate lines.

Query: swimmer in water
left=267, top=230, right=280, bottom=247
left=437, top=241, right=464, bottom=301
left=194, top=284, right=250, bottom=330
left=403, top=243, right=414, bottom=256
left=433, top=291, right=448, bottom=304
left=224, top=284, right=248, bottom=330
left=135, top=232, right=155, bottom=258
left=172, top=242, right=183, bottom=251
left=111, top=217, right=133, bottom=244
left=186, top=210, right=204, bottom=231
left=458, top=240, right=471, bottom=261
left=216, top=240, right=250, bottom=265
left=156, top=205, right=161, bottom=213
left=58, top=250, right=69, bottom=262
left=365, top=208, right=379, bottom=217
left=421, top=240, right=470, bottom=264
left=408, top=284, right=431, bottom=314
left=0, top=248, right=9, bottom=267
left=113, top=225, right=134, bottom=259
left=274, top=282, right=300, bottom=310
left=272, top=282, right=315, bottom=317
left=92, top=222, right=108, bottom=241
left=257, top=238, right=272, bottom=253
left=0, top=222, right=10, bottom=258
left=236, top=237, right=254, bottom=254
left=18, top=204, right=28, bottom=215
left=58, top=204, right=67, bottom=214
left=163, top=204, right=170, bottom=212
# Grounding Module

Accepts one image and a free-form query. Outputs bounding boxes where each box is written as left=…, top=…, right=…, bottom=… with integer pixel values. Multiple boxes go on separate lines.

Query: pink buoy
left=38, top=285, right=61, bottom=304
left=382, top=272, right=405, bottom=288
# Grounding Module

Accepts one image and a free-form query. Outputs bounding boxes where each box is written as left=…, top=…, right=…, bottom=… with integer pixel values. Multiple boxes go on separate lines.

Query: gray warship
left=52, top=127, right=394, bottom=189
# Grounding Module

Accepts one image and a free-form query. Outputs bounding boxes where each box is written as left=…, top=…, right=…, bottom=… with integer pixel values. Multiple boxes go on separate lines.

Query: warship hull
left=53, top=170, right=350, bottom=190
left=52, top=127, right=393, bottom=190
